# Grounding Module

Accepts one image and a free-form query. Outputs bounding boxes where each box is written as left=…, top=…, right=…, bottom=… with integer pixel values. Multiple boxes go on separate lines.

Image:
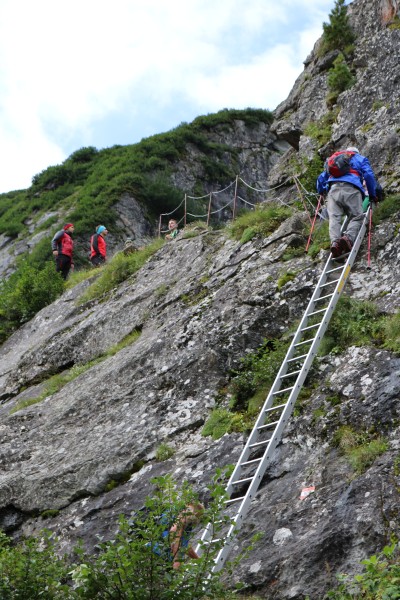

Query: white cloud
left=0, top=0, right=335, bottom=192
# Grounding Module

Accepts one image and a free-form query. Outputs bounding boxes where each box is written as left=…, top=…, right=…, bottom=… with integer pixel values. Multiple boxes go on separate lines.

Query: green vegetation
left=0, top=108, right=272, bottom=241
left=319, top=296, right=382, bottom=356
left=79, top=239, right=165, bottom=303
left=0, top=473, right=256, bottom=599
left=326, top=542, right=400, bottom=599
left=293, top=152, right=325, bottom=198
left=382, top=312, right=400, bottom=354
left=0, top=529, right=71, bottom=598
left=40, top=509, right=60, bottom=520
left=228, top=203, right=293, bottom=243
left=373, top=193, right=400, bottom=225
left=326, top=53, right=356, bottom=106
left=155, top=443, right=175, bottom=461
left=333, top=425, right=388, bottom=474
left=0, top=261, right=64, bottom=343
left=202, top=339, right=292, bottom=440
left=277, top=271, right=296, bottom=290
left=318, top=0, right=355, bottom=57
left=304, top=109, right=340, bottom=147
left=306, top=219, right=331, bottom=259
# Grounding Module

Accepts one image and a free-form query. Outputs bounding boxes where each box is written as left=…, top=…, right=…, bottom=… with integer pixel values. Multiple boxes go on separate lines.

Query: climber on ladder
left=316, top=146, right=378, bottom=258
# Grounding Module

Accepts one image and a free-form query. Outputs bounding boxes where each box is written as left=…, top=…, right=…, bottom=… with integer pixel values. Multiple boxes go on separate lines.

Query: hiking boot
left=340, top=235, right=353, bottom=253
left=330, top=239, right=342, bottom=258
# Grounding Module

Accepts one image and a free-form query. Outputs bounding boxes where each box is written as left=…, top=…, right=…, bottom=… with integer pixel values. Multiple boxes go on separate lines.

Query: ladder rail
left=197, top=209, right=370, bottom=571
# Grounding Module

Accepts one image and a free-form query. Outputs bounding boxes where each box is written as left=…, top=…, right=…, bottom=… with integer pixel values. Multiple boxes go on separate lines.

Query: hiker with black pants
left=90, top=225, right=108, bottom=266
left=51, top=223, right=74, bottom=280
left=316, top=147, right=377, bottom=258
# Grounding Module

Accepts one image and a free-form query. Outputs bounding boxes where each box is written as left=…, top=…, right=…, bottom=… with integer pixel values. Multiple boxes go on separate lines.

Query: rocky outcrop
left=1, top=201, right=400, bottom=598
left=270, top=0, right=400, bottom=196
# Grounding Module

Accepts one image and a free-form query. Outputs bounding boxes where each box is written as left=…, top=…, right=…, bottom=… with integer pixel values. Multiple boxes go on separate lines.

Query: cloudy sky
left=0, top=0, right=339, bottom=193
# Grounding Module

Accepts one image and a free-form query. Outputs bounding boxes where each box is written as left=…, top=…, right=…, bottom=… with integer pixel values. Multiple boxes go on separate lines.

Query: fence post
left=158, top=214, right=162, bottom=238
left=232, top=175, right=238, bottom=221
left=184, top=194, right=187, bottom=227
left=207, top=192, right=212, bottom=227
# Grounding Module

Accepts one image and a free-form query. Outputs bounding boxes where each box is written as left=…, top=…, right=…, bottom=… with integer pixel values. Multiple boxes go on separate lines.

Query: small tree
left=319, top=0, right=355, bottom=56
left=326, top=53, right=356, bottom=106
left=71, top=471, right=254, bottom=599
left=0, top=530, right=70, bottom=599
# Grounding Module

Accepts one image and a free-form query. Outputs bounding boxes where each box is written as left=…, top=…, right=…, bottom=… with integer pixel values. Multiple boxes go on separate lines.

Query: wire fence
left=158, top=174, right=320, bottom=236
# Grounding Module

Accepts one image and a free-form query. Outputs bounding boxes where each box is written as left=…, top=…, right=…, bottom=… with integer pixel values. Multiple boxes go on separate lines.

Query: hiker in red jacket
left=90, top=225, right=108, bottom=266
left=51, top=223, right=74, bottom=280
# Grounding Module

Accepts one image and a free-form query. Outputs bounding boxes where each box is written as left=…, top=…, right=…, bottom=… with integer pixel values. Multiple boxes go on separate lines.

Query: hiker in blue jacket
left=316, top=147, right=377, bottom=257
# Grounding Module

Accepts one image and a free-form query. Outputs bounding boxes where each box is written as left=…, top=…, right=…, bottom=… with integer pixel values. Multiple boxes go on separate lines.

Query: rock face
left=1, top=202, right=400, bottom=598
left=271, top=0, right=400, bottom=195
left=0, top=0, right=400, bottom=598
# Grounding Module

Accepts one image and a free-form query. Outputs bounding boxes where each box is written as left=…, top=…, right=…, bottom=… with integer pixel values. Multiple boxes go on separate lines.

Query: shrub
left=156, top=443, right=175, bottom=461
left=0, top=262, right=64, bottom=342
left=333, top=425, right=388, bottom=474
left=382, top=312, right=400, bottom=354
left=0, top=530, right=70, bottom=599
left=71, top=472, right=252, bottom=599
left=327, top=53, right=356, bottom=96
left=319, top=0, right=355, bottom=56
left=229, top=339, right=290, bottom=410
left=318, top=296, right=382, bottom=355
left=228, top=203, right=293, bottom=242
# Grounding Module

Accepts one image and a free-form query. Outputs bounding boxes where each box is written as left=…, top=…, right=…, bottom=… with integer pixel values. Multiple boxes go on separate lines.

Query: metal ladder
left=197, top=208, right=371, bottom=571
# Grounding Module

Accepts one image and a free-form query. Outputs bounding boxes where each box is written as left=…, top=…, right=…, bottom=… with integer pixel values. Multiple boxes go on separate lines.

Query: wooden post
left=207, top=192, right=212, bottom=227
left=184, top=194, right=187, bottom=227
left=158, top=214, right=162, bottom=238
left=232, top=175, right=238, bottom=221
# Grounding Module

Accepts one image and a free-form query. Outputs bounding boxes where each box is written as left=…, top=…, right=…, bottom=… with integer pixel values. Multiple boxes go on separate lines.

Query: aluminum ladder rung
left=314, top=293, right=334, bottom=302
left=280, top=369, right=301, bottom=379
left=293, top=338, right=313, bottom=348
left=249, top=438, right=272, bottom=449
left=320, top=280, right=337, bottom=288
left=232, top=476, right=254, bottom=485
left=265, top=402, right=287, bottom=412
left=326, top=265, right=344, bottom=275
left=241, top=457, right=262, bottom=467
left=332, top=252, right=350, bottom=261
left=225, top=496, right=245, bottom=505
left=300, top=323, right=321, bottom=333
left=287, top=353, right=308, bottom=363
left=258, top=420, right=279, bottom=430
left=306, top=308, right=326, bottom=318
left=272, top=385, right=294, bottom=395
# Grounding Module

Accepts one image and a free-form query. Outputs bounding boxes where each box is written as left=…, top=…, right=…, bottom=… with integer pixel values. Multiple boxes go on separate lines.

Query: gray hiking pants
left=327, top=182, right=364, bottom=244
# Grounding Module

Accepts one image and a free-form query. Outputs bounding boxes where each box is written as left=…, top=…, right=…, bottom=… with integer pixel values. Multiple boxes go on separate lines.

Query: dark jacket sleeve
left=51, top=230, right=64, bottom=251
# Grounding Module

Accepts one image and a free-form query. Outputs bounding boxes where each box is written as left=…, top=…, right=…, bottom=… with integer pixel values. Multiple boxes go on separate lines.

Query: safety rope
left=158, top=175, right=322, bottom=236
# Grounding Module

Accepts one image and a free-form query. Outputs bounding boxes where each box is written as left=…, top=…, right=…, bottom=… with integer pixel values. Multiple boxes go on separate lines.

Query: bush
left=327, top=53, right=356, bottom=95
left=0, top=530, right=70, bottom=599
left=333, top=426, right=388, bottom=474
left=71, top=472, right=251, bottom=599
left=228, top=203, right=293, bottom=242
left=318, top=296, right=382, bottom=355
left=0, top=473, right=257, bottom=599
left=0, top=262, right=64, bottom=342
left=319, top=0, right=355, bottom=56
